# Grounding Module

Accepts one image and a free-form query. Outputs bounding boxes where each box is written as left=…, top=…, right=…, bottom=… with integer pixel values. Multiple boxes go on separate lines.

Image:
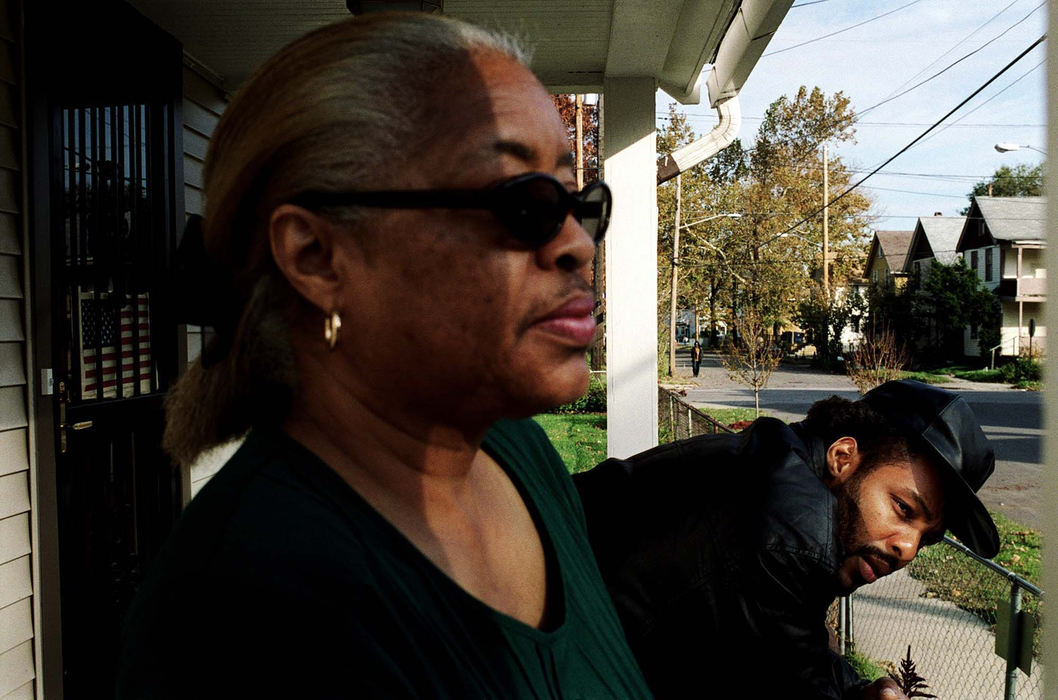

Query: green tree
left=657, top=88, right=874, bottom=369
left=959, top=163, right=1044, bottom=214
left=720, top=87, right=872, bottom=360
left=656, top=106, right=742, bottom=367
left=907, top=260, right=1001, bottom=364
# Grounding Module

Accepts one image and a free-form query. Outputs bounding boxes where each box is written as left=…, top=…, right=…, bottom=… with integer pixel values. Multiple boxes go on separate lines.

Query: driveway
left=671, top=351, right=1044, bottom=529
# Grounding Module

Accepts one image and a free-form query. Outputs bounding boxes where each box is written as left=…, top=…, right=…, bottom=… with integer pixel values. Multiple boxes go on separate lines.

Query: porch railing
left=658, top=387, right=734, bottom=442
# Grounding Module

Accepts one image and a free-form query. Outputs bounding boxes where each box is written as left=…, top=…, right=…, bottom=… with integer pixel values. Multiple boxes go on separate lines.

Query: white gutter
left=657, top=95, right=740, bottom=184
left=656, top=0, right=793, bottom=184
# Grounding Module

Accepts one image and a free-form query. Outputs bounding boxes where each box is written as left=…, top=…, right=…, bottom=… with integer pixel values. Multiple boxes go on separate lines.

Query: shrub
left=547, top=373, right=606, bottom=414
left=1000, top=357, right=1042, bottom=383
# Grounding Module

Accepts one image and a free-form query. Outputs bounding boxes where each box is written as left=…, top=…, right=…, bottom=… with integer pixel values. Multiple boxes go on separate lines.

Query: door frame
left=26, top=1, right=184, bottom=695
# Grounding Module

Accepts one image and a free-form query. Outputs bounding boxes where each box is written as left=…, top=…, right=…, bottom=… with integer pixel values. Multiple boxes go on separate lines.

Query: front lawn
left=906, top=511, right=1041, bottom=650
left=533, top=412, right=607, bottom=474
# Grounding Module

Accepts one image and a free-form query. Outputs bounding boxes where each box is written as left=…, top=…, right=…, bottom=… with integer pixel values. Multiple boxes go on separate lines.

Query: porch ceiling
left=126, top=0, right=756, bottom=103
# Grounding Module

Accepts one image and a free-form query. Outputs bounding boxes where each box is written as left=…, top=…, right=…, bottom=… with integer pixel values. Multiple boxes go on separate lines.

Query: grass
left=846, top=650, right=889, bottom=682
left=696, top=407, right=764, bottom=427
left=950, top=368, right=1005, bottom=382
left=898, top=371, right=952, bottom=384
left=533, top=412, right=607, bottom=474
left=536, top=405, right=759, bottom=475
left=901, top=364, right=1034, bottom=387
left=906, top=511, right=1042, bottom=651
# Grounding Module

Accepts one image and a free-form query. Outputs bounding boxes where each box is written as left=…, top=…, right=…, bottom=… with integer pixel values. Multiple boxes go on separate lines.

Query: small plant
left=888, top=646, right=936, bottom=698
left=846, top=323, right=909, bottom=395
left=720, top=308, right=783, bottom=416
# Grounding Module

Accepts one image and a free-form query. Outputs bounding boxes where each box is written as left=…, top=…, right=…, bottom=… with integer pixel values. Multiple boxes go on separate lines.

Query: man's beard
left=834, top=473, right=899, bottom=592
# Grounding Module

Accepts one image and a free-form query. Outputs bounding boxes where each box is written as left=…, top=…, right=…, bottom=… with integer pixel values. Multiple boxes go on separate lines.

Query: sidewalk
left=671, top=350, right=1016, bottom=394
left=852, top=568, right=1043, bottom=698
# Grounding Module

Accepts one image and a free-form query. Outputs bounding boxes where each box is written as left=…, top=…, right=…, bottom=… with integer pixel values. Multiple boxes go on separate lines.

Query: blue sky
left=658, top=0, right=1048, bottom=231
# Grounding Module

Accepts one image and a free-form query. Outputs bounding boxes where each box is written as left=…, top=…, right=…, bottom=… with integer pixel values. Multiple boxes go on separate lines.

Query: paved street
left=671, top=351, right=1044, bottom=529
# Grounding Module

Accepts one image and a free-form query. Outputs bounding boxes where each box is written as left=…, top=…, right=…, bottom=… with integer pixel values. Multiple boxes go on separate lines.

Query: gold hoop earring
left=324, top=311, right=342, bottom=350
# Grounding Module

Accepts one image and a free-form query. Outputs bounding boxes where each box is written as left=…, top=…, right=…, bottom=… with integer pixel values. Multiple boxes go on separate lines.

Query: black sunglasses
left=291, top=173, right=612, bottom=249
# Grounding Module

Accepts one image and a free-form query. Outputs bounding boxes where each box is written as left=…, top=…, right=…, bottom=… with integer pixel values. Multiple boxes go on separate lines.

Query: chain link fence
left=842, top=537, right=1043, bottom=698
left=658, top=387, right=734, bottom=442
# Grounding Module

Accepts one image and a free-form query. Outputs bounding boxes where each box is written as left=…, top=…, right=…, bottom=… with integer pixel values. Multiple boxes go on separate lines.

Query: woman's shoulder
left=154, top=429, right=379, bottom=589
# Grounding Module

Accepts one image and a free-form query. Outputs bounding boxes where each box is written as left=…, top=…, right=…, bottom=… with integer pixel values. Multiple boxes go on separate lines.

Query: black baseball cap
left=860, top=380, right=1000, bottom=559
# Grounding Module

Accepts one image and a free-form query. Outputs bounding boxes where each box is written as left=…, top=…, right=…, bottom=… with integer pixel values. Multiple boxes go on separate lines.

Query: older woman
left=117, top=11, right=649, bottom=699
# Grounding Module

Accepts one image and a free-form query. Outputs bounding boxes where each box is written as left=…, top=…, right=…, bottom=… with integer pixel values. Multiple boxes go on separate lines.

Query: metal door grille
left=61, top=104, right=158, bottom=403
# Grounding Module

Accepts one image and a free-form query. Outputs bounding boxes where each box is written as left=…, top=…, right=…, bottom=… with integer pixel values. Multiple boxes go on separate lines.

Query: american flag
left=79, top=290, right=153, bottom=399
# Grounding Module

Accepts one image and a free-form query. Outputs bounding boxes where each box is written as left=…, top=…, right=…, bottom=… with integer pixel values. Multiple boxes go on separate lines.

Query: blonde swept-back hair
left=163, top=12, right=528, bottom=468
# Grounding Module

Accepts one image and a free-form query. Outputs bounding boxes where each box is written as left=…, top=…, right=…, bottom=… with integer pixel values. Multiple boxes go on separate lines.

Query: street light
left=994, top=143, right=1047, bottom=155
left=668, top=197, right=742, bottom=375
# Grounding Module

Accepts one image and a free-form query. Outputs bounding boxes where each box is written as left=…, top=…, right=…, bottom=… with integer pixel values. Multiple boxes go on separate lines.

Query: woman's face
left=336, top=52, right=598, bottom=426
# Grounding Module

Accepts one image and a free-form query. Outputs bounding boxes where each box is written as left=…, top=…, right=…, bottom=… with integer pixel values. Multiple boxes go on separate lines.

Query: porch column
left=602, top=77, right=658, bottom=458
left=1018, top=300, right=1024, bottom=355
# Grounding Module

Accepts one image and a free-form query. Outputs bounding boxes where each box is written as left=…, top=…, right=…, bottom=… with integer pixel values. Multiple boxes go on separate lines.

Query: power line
left=656, top=114, right=1045, bottom=130
left=857, top=185, right=968, bottom=199
left=884, top=0, right=1023, bottom=97
left=853, top=0, right=1046, bottom=120
left=660, top=5, right=1047, bottom=167
left=763, top=0, right=926, bottom=57
left=917, top=57, right=1045, bottom=145
left=764, top=34, right=1047, bottom=245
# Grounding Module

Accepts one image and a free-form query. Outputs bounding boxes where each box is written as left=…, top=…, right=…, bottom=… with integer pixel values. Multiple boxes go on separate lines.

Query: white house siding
left=0, top=2, right=34, bottom=697
left=1002, top=246, right=1046, bottom=282
left=965, top=244, right=1000, bottom=290
left=180, top=64, right=241, bottom=499
left=1000, top=301, right=1046, bottom=357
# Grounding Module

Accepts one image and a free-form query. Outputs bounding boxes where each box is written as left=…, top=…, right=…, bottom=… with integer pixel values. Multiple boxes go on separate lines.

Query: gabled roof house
left=903, top=215, right=965, bottom=281
left=864, top=229, right=913, bottom=289
left=956, top=195, right=1046, bottom=357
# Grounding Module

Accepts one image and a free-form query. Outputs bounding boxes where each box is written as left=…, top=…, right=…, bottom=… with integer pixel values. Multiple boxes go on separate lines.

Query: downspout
left=657, top=95, right=741, bottom=185
left=655, top=0, right=794, bottom=184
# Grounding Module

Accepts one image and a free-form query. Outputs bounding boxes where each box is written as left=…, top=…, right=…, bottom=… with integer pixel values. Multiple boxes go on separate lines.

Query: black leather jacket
left=574, top=418, right=868, bottom=699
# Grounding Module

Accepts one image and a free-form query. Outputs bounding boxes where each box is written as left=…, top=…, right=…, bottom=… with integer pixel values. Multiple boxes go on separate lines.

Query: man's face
left=833, top=452, right=946, bottom=593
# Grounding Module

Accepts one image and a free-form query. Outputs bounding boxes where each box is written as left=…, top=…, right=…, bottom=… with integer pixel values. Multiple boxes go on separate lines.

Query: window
left=971, top=250, right=978, bottom=273
left=985, top=248, right=993, bottom=282
left=970, top=324, right=979, bottom=340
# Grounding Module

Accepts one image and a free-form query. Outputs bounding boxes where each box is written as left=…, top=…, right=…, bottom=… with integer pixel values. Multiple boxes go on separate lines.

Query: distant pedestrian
left=691, top=340, right=702, bottom=377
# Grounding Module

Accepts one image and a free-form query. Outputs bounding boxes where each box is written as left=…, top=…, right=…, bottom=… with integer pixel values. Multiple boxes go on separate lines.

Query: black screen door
left=29, top=2, right=183, bottom=695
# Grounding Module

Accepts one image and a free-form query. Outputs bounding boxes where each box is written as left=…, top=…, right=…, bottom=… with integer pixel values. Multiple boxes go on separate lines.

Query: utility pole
left=822, top=143, right=830, bottom=299
left=668, top=174, right=682, bottom=376
left=584, top=95, right=604, bottom=371
left=575, top=95, right=584, bottom=190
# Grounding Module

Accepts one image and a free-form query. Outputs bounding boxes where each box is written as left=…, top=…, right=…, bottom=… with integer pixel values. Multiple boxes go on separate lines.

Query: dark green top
left=117, top=419, right=650, bottom=699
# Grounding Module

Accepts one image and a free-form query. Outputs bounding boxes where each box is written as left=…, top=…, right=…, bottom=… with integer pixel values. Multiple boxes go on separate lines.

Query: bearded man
left=574, top=380, right=998, bottom=700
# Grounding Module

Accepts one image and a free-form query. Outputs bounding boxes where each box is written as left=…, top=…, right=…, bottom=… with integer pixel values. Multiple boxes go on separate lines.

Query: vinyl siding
left=0, top=0, right=32, bottom=695
left=182, top=64, right=226, bottom=368
left=181, top=64, right=241, bottom=496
